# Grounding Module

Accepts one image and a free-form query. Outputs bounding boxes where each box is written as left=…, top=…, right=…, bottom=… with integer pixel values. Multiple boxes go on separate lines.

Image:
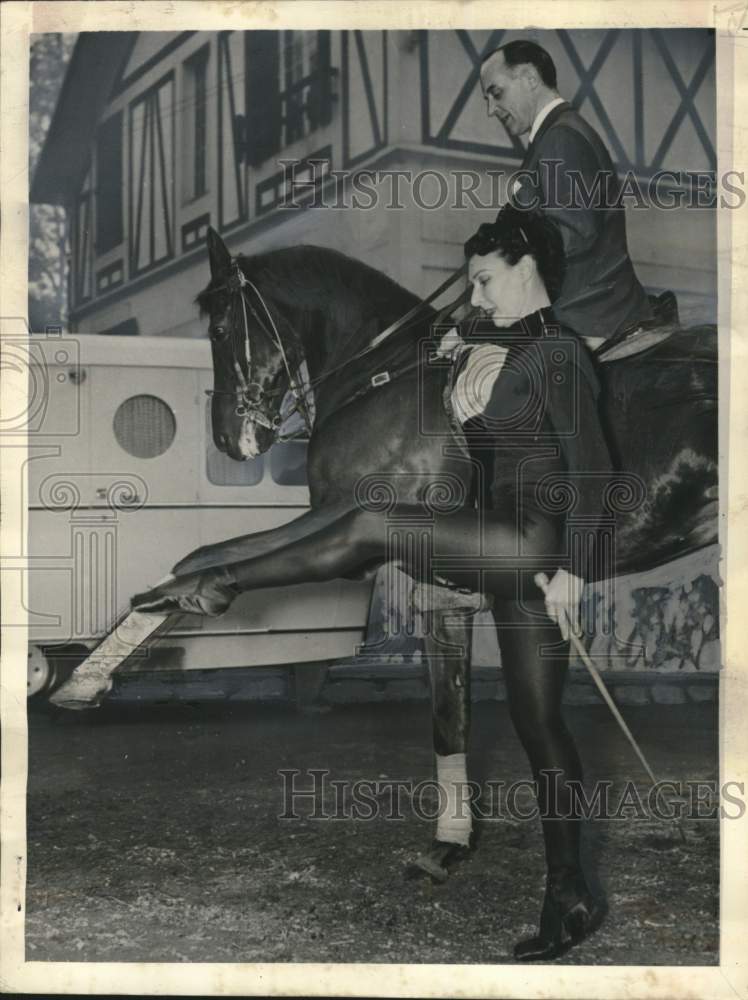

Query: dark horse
left=138, top=227, right=717, bottom=874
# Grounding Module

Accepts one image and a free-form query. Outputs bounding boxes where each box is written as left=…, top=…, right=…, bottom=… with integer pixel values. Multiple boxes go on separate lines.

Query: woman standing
left=456, top=206, right=612, bottom=959
left=133, top=206, right=613, bottom=961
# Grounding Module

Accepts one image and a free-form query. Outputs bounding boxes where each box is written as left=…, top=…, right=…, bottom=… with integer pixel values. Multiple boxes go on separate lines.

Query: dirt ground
left=25, top=697, right=719, bottom=965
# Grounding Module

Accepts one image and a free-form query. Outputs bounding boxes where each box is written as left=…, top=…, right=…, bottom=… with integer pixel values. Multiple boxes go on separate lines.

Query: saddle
left=594, top=291, right=680, bottom=362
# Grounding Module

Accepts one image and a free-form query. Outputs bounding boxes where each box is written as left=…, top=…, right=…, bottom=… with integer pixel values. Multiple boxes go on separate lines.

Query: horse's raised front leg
left=131, top=506, right=380, bottom=615
left=172, top=502, right=355, bottom=576
left=133, top=503, right=538, bottom=617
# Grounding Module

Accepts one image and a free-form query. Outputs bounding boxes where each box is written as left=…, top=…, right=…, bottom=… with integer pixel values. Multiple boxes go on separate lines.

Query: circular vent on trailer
left=113, top=395, right=176, bottom=458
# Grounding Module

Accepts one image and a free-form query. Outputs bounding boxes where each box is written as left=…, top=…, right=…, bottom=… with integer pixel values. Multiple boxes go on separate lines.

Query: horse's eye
left=212, top=325, right=226, bottom=339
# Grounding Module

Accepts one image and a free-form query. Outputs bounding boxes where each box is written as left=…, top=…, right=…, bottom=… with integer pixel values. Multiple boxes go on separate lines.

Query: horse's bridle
left=205, top=261, right=314, bottom=440
left=206, top=257, right=468, bottom=442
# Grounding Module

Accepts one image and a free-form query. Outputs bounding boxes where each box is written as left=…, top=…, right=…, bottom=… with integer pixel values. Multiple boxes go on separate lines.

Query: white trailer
left=25, top=333, right=371, bottom=698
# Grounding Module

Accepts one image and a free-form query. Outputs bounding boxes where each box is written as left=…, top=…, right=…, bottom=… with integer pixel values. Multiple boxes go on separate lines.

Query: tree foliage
left=29, top=33, right=76, bottom=332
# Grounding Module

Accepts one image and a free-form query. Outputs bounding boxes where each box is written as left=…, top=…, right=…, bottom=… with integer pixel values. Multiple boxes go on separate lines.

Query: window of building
left=72, top=166, right=93, bottom=306
left=129, top=74, right=175, bottom=276
left=282, top=32, right=306, bottom=145
left=218, top=31, right=248, bottom=228
left=245, top=31, right=333, bottom=167
left=183, top=45, right=209, bottom=203
left=96, top=112, right=124, bottom=254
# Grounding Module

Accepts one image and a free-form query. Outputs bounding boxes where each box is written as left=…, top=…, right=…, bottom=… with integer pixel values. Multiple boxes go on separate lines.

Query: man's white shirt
left=512, top=96, right=566, bottom=196
left=527, top=95, right=565, bottom=143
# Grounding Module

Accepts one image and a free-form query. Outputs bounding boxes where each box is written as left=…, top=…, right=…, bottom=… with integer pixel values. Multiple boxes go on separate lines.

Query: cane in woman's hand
left=534, top=572, right=688, bottom=844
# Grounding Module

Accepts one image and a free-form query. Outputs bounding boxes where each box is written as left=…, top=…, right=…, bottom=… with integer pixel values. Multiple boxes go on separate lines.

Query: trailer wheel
left=28, top=644, right=89, bottom=704
left=27, top=645, right=53, bottom=698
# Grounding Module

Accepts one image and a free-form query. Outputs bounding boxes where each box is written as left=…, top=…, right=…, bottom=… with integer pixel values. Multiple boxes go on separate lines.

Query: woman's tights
left=494, top=594, right=584, bottom=884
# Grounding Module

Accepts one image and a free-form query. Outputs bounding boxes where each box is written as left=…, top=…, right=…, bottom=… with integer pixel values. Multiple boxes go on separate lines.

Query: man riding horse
left=481, top=39, right=655, bottom=343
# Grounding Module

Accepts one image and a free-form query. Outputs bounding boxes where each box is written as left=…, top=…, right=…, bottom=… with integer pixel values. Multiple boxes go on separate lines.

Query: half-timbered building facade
left=32, top=28, right=717, bottom=338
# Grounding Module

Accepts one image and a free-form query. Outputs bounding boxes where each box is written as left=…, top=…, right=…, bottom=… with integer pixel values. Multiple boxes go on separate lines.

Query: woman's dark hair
left=464, top=205, right=565, bottom=302
left=485, top=39, right=557, bottom=89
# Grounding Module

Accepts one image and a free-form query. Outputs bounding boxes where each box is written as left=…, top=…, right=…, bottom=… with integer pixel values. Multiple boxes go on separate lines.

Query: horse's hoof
left=404, top=837, right=475, bottom=883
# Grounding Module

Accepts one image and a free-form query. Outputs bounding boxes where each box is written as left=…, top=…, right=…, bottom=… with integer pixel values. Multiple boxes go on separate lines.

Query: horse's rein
left=235, top=268, right=315, bottom=435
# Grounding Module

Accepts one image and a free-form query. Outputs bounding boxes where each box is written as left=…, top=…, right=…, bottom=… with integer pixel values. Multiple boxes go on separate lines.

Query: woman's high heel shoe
left=513, top=878, right=607, bottom=962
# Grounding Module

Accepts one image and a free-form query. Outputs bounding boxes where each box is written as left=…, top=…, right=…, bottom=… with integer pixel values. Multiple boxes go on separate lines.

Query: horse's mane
left=196, top=244, right=425, bottom=331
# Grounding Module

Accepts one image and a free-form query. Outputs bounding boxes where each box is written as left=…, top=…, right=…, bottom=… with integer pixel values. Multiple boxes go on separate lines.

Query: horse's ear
left=206, top=226, right=231, bottom=281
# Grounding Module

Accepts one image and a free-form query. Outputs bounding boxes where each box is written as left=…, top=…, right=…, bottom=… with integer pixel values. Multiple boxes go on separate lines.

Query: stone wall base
left=324, top=660, right=718, bottom=706
left=99, top=659, right=719, bottom=707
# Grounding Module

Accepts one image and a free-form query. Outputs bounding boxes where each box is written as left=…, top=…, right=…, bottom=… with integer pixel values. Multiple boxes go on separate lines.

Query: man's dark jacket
left=512, top=101, right=652, bottom=340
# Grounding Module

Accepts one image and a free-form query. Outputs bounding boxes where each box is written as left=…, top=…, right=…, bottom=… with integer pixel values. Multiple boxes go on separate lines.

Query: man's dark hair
left=484, top=39, right=558, bottom=90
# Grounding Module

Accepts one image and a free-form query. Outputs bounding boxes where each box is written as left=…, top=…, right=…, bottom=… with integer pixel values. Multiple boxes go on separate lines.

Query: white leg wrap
left=435, top=752, right=472, bottom=846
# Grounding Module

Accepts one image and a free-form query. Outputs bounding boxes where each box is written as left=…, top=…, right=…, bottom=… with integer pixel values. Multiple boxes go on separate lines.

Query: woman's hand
left=435, top=327, right=466, bottom=359
left=131, top=566, right=239, bottom=617
left=534, top=569, right=584, bottom=640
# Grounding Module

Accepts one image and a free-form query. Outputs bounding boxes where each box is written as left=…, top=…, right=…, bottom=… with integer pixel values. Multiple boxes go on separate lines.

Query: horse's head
left=201, top=228, right=304, bottom=461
